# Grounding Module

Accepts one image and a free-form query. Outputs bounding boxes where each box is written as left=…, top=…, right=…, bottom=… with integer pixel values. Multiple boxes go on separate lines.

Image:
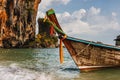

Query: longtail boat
left=45, top=9, right=120, bottom=71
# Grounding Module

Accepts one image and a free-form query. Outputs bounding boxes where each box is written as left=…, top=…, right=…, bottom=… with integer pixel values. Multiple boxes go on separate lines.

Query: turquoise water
left=0, top=48, right=120, bottom=80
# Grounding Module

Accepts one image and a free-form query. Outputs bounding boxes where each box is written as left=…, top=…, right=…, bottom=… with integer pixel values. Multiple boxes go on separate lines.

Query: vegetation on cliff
left=38, top=18, right=58, bottom=48
left=25, top=18, right=58, bottom=48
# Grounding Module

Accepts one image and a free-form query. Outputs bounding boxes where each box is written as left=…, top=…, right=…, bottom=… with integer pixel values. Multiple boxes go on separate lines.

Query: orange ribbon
left=59, top=35, right=67, bottom=64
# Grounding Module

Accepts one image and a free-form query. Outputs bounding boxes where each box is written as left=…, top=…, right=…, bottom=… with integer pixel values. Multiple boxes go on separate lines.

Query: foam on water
left=0, top=48, right=80, bottom=80
left=0, top=63, right=56, bottom=80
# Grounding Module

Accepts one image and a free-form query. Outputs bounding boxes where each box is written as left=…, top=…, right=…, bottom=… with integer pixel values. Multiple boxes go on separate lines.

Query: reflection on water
left=0, top=48, right=120, bottom=80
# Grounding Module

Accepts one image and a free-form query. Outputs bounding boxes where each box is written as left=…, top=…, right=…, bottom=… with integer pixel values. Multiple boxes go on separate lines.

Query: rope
left=77, top=42, right=91, bottom=56
left=43, top=15, right=65, bottom=35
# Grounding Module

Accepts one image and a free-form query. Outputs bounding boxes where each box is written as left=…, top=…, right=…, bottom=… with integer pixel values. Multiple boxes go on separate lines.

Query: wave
left=0, top=63, right=55, bottom=80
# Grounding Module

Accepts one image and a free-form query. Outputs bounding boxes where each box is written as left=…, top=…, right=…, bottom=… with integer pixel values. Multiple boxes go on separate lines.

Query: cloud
left=56, top=6, right=120, bottom=37
left=36, top=11, right=45, bottom=19
left=60, top=0, right=71, bottom=5
left=38, top=0, right=71, bottom=11
left=37, top=0, right=71, bottom=19
left=112, top=12, right=117, bottom=17
left=72, top=9, right=86, bottom=20
left=88, top=6, right=101, bottom=15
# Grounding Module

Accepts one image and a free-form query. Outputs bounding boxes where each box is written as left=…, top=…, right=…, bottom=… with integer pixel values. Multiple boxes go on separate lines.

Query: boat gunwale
left=66, top=36, right=120, bottom=51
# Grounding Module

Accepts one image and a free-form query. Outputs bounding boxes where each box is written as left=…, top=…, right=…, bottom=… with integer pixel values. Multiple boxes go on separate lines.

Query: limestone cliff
left=0, top=0, right=41, bottom=48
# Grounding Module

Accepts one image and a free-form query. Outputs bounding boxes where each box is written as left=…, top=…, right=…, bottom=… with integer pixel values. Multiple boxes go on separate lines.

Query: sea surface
left=0, top=48, right=120, bottom=80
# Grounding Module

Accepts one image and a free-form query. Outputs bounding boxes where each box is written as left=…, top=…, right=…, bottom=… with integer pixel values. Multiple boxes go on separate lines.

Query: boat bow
left=45, top=9, right=120, bottom=71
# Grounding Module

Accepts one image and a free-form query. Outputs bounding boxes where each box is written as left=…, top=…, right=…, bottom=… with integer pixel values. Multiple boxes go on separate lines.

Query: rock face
left=36, top=18, right=58, bottom=48
left=0, top=0, right=41, bottom=48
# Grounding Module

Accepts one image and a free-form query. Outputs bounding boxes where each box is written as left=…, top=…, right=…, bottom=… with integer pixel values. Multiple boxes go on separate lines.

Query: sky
left=36, top=0, right=120, bottom=45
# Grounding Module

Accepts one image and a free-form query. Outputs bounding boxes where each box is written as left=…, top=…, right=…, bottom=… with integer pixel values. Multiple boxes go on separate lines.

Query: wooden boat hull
left=63, top=37, right=120, bottom=71
left=46, top=9, right=120, bottom=71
